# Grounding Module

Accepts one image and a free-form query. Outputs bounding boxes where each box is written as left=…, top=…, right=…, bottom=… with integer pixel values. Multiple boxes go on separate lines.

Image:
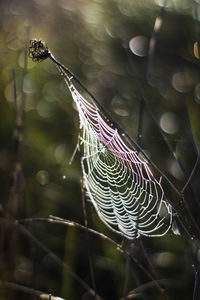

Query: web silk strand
left=62, top=70, right=172, bottom=239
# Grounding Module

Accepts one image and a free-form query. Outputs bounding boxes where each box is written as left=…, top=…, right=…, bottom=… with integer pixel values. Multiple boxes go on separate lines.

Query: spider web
left=61, top=71, right=172, bottom=239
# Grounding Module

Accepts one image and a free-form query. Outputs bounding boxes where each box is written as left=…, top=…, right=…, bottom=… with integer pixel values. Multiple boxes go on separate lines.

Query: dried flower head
left=28, top=39, right=50, bottom=62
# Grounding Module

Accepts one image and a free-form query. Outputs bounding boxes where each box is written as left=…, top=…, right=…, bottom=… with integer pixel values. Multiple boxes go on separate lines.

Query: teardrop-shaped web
left=61, top=72, right=172, bottom=239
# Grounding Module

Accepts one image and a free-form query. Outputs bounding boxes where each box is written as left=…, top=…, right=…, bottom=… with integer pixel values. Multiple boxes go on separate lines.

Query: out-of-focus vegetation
left=1, top=0, right=200, bottom=299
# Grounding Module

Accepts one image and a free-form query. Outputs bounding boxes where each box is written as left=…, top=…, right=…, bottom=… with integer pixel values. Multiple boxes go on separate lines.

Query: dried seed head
left=28, top=39, right=50, bottom=62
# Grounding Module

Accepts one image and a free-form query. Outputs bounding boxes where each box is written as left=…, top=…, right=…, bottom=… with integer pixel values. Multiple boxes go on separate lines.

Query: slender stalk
left=80, top=179, right=97, bottom=299
left=122, top=255, right=131, bottom=300
left=147, top=0, right=168, bottom=79
left=137, top=97, right=144, bottom=146
left=18, top=216, right=123, bottom=252
left=118, top=279, right=171, bottom=300
left=181, top=154, right=200, bottom=194
left=0, top=280, right=63, bottom=300
left=193, top=264, right=200, bottom=300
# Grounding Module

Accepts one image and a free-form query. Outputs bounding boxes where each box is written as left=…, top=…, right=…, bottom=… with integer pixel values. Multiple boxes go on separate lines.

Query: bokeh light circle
left=172, top=72, right=188, bottom=93
left=129, top=36, right=148, bottom=57
left=36, top=170, right=49, bottom=185
left=160, top=112, right=179, bottom=134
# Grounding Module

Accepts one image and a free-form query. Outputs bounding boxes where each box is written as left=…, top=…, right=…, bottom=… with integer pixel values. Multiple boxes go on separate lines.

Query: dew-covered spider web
left=60, top=69, right=172, bottom=239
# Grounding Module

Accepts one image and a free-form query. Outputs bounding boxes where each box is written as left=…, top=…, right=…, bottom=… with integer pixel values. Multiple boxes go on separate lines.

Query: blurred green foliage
left=1, top=0, right=200, bottom=299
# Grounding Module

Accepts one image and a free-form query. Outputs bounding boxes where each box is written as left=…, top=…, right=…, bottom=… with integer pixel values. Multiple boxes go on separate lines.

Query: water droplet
left=62, top=175, right=66, bottom=180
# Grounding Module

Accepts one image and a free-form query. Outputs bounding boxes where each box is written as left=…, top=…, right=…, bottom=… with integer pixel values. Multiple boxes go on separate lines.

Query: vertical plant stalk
left=137, top=97, right=144, bottom=147
left=147, top=0, right=168, bottom=80
left=122, top=254, right=131, bottom=300
left=80, top=179, right=97, bottom=299
left=1, top=67, right=26, bottom=299
left=7, top=70, right=24, bottom=216
left=193, top=264, right=200, bottom=300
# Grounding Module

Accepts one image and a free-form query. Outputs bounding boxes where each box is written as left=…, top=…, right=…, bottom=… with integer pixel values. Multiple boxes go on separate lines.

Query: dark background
left=0, top=0, right=200, bottom=299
